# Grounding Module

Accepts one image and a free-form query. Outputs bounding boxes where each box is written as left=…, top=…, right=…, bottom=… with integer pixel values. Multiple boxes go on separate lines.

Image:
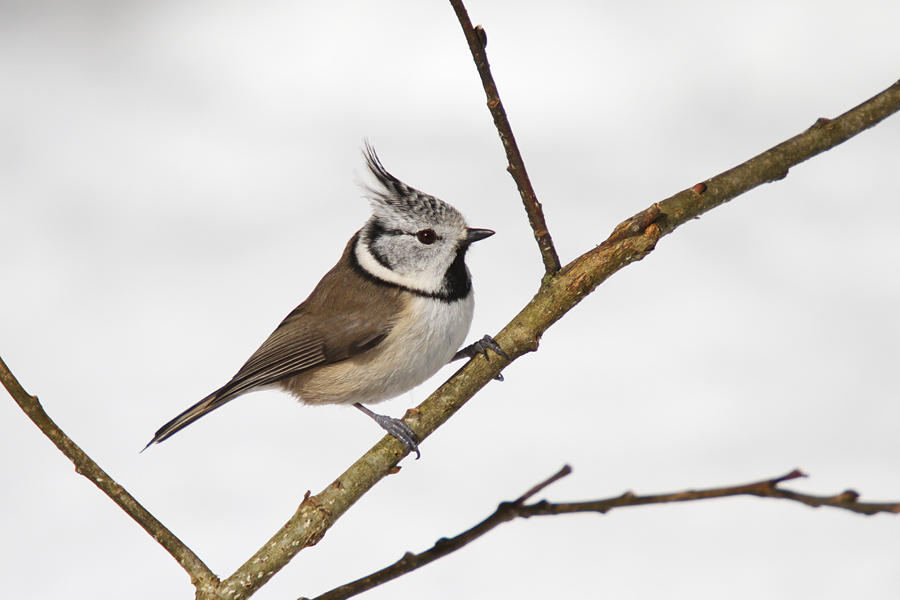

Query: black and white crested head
left=354, top=143, right=493, bottom=301
left=361, top=143, right=466, bottom=234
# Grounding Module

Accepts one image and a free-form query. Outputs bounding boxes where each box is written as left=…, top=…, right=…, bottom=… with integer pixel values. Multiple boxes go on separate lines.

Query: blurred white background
left=2, top=1, right=899, bottom=598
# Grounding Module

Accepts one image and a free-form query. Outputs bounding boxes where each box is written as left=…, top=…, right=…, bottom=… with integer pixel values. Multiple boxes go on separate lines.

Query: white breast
left=284, top=293, right=475, bottom=406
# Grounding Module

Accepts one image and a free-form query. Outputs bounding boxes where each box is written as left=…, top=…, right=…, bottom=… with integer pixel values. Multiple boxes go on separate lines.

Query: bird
left=143, top=143, right=506, bottom=458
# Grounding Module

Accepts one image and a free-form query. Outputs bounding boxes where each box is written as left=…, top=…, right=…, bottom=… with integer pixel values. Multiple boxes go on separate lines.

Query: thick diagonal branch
left=495, top=78, right=900, bottom=362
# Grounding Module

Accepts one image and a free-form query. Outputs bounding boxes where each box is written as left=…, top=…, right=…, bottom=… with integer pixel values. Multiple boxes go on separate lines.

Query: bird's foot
left=451, top=334, right=509, bottom=381
left=354, top=403, right=420, bottom=459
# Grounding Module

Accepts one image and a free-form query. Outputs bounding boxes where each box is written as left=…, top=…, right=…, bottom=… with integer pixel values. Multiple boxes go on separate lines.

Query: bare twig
left=0, top=355, right=218, bottom=592
left=523, top=469, right=900, bottom=518
left=307, top=466, right=574, bottom=600
left=512, top=464, right=573, bottom=504
left=449, top=0, right=561, bottom=274
left=308, top=468, right=898, bottom=600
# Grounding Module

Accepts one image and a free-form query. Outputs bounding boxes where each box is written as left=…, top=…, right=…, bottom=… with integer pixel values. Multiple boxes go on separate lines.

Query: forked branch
left=308, top=467, right=899, bottom=600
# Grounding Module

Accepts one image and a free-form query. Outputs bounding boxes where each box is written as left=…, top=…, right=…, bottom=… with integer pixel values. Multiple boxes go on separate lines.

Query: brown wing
left=145, top=236, right=402, bottom=447
left=214, top=302, right=394, bottom=401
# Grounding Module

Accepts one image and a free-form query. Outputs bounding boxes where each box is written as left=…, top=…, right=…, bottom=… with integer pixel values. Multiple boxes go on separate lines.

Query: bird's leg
left=354, top=403, right=421, bottom=459
left=451, top=334, right=509, bottom=381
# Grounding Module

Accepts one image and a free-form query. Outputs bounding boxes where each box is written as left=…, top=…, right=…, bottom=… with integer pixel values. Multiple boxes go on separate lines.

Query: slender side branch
left=449, top=0, right=561, bottom=274
left=309, top=465, right=574, bottom=600
left=527, top=469, right=900, bottom=517
left=309, top=468, right=898, bottom=600
left=0, top=355, right=218, bottom=592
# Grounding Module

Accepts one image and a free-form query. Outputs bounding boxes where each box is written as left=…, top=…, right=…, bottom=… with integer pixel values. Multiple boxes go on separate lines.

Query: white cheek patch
left=355, top=242, right=445, bottom=295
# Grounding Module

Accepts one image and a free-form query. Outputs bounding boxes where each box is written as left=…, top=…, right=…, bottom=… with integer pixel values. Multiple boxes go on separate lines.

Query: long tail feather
left=142, top=391, right=232, bottom=451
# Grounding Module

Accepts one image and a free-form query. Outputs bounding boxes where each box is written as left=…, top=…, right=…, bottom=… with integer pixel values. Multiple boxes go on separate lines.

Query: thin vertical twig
left=449, top=0, right=561, bottom=274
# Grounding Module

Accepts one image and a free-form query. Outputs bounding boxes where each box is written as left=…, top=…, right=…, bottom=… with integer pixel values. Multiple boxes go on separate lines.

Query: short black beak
left=465, top=228, right=495, bottom=244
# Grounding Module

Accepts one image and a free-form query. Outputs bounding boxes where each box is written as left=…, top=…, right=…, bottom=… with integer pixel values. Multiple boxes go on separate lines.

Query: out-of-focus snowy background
left=2, top=1, right=899, bottom=598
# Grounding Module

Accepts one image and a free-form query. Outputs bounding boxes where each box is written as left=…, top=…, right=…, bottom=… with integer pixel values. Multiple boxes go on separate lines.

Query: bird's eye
left=416, top=229, right=436, bottom=245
